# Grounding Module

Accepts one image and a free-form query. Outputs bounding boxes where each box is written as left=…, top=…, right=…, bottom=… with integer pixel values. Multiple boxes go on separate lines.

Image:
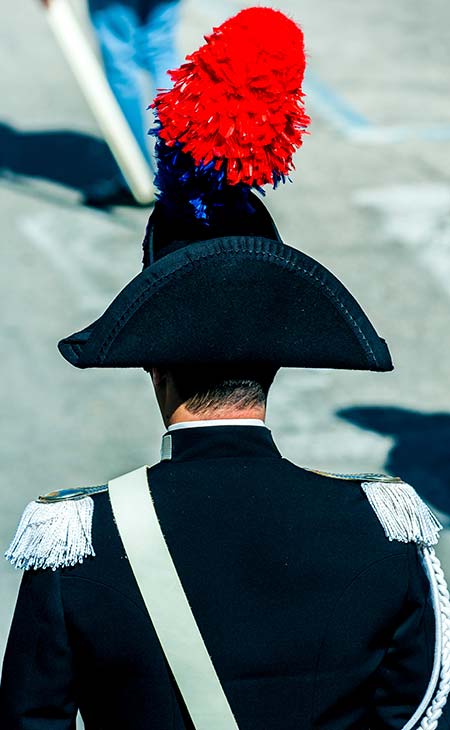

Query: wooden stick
left=46, top=0, right=155, bottom=203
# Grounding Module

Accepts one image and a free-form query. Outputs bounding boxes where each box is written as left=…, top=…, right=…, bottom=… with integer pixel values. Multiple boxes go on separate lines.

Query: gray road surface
left=2, top=0, right=450, bottom=717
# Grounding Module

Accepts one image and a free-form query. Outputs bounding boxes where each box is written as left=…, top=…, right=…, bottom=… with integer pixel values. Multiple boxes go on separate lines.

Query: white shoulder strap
left=108, top=466, right=239, bottom=730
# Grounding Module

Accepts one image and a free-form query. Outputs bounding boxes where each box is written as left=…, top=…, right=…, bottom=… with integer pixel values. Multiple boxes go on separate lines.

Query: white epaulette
left=361, top=478, right=443, bottom=547
left=5, top=485, right=108, bottom=571
left=306, top=468, right=443, bottom=547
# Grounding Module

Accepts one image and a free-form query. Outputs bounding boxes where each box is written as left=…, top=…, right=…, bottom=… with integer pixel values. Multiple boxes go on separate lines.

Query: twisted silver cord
left=413, top=548, right=450, bottom=729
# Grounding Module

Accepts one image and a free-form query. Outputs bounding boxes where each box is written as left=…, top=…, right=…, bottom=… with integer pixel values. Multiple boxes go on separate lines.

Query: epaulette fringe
left=4, top=486, right=106, bottom=571
left=361, top=481, right=443, bottom=547
left=306, top=467, right=442, bottom=547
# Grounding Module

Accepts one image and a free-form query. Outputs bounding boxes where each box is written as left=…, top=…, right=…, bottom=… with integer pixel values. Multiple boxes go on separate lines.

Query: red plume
left=153, top=6, right=310, bottom=188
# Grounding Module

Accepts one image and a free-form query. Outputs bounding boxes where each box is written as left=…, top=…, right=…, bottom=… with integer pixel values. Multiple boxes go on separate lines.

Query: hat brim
left=58, top=236, right=392, bottom=372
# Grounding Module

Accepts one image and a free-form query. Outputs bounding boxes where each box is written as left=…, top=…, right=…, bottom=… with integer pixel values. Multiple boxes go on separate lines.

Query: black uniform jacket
left=0, top=425, right=447, bottom=729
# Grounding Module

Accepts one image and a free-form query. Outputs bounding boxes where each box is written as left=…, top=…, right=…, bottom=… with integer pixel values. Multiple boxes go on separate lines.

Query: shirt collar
left=167, top=418, right=266, bottom=431
left=160, top=421, right=279, bottom=462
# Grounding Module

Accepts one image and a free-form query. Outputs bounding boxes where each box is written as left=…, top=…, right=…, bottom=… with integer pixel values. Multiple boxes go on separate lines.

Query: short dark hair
left=169, top=364, right=278, bottom=414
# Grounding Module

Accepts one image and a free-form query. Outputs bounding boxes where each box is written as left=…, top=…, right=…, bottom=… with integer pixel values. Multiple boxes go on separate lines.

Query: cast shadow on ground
left=0, top=121, right=117, bottom=194
left=337, top=406, right=450, bottom=517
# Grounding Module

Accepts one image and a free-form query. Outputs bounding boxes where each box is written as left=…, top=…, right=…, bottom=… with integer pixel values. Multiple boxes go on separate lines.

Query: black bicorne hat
left=58, top=197, right=392, bottom=371
left=58, top=8, right=392, bottom=373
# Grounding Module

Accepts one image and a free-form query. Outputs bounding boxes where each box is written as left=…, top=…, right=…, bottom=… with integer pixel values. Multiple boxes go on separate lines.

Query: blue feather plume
left=150, top=120, right=267, bottom=225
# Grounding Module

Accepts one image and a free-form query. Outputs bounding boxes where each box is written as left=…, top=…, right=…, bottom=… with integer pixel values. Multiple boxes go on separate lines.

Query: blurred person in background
left=40, top=0, right=181, bottom=206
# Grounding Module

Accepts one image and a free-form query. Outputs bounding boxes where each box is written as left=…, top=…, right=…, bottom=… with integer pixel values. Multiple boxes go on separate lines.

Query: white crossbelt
left=108, top=466, right=239, bottom=730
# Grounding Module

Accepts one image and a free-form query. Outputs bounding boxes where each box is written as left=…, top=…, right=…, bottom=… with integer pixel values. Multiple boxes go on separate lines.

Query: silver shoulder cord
left=402, top=547, right=450, bottom=730
left=109, top=468, right=450, bottom=730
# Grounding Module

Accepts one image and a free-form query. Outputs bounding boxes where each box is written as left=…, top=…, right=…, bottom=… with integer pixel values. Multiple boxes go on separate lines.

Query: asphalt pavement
left=1, top=1, right=450, bottom=717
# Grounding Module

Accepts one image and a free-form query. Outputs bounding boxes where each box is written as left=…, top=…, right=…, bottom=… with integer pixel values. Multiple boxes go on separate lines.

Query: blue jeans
left=88, top=0, right=181, bottom=169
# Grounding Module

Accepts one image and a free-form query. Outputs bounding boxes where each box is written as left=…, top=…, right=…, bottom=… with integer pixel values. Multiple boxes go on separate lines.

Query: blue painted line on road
left=304, top=71, right=371, bottom=132
left=351, top=125, right=450, bottom=144
left=304, top=71, right=450, bottom=143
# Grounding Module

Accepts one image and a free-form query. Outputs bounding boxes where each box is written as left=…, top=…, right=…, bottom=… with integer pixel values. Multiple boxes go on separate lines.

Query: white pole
left=46, top=0, right=155, bottom=204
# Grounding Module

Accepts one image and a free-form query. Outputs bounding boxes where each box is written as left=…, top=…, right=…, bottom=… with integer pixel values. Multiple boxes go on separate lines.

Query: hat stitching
left=96, top=248, right=377, bottom=366
left=97, top=249, right=377, bottom=365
